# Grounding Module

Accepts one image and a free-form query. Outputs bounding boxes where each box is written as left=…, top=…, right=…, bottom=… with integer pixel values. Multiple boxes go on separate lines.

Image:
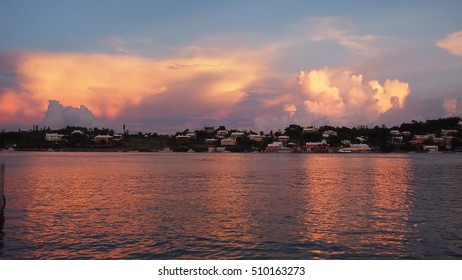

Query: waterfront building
left=339, top=144, right=371, bottom=152
left=249, top=135, right=263, bottom=142
left=45, top=133, right=65, bottom=142
left=93, top=135, right=113, bottom=144
left=266, top=142, right=283, bottom=152
left=186, top=132, right=197, bottom=139
left=322, top=130, right=337, bottom=137
left=305, top=140, right=329, bottom=152
left=220, top=138, right=236, bottom=146
left=277, top=135, right=290, bottom=144
left=303, top=126, right=318, bottom=133
left=230, top=132, right=245, bottom=139
left=175, top=135, right=191, bottom=143
left=113, top=134, right=123, bottom=141
left=216, top=130, right=228, bottom=138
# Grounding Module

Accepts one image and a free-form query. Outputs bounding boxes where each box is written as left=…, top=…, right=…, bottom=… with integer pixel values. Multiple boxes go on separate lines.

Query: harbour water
left=0, top=152, right=461, bottom=259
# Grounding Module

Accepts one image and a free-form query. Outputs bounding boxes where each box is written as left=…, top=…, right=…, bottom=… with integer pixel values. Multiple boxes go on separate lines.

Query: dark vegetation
left=1, top=117, right=461, bottom=152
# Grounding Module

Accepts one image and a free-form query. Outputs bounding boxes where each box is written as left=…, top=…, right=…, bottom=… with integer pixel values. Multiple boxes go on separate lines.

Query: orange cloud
left=1, top=51, right=265, bottom=125
left=0, top=89, right=43, bottom=124
left=297, top=67, right=411, bottom=124
left=283, top=103, right=297, bottom=117
left=369, top=79, right=410, bottom=111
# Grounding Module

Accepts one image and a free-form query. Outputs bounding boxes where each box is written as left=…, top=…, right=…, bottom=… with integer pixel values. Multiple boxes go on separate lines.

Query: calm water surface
left=0, top=152, right=461, bottom=259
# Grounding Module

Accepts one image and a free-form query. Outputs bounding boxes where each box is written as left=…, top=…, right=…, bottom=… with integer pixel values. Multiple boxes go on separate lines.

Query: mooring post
left=0, top=163, right=4, bottom=212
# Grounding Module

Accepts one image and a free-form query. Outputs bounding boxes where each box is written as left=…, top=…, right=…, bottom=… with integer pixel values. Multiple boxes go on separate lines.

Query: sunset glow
left=1, top=1, right=461, bottom=131
left=4, top=52, right=263, bottom=120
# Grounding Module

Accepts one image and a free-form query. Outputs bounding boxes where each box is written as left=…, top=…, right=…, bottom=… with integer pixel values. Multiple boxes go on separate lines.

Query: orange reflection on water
left=301, top=155, right=414, bottom=258
left=3, top=152, right=421, bottom=259
left=200, top=155, right=256, bottom=248
left=12, top=153, right=165, bottom=259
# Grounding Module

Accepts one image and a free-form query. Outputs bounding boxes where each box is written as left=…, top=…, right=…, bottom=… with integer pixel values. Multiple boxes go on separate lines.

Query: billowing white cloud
left=41, top=100, right=103, bottom=129
left=437, top=30, right=462, bottom=57
left=297, top=67, right=411, bottom=125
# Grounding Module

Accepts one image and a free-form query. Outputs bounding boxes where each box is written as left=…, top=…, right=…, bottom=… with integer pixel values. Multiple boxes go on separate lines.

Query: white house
left=45, top=133, right=65, bottom=142
left=186, top=132, right=197, bottom=139
left=93, top=134, right=113, bottom=144
left=339, top=144, right=371, bottom=152
left=305, top=140, right=327, bottom=147
left=113, top=134, right=123, bottom=141
left=230, top=132, right=245, bottom=139
left=205, top=138, right=217, bottom=145
left=175, top=135, right=191, bottom=142
left=216, top=130, right=228, bottom=138
left=303, top=126, right=318, bottom=133
left=322, top=130, right=337, bottom=137
left=277, top=135, right=290, bottom=143
left=266, top=142, right=283, bottom=152
left=305, top=140, right=328, bottom=151
left=249, top=134, right=263, bottom=142
left=221, top=138, right=236, bottom=146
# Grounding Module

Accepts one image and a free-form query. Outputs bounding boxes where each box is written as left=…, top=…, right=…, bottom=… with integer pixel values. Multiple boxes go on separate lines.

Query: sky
left=1, top=0, right=462, bottom=133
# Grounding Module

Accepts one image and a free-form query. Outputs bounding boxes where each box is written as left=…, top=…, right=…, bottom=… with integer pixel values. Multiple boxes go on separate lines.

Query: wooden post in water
left=0, top=163, right=4, bottom=212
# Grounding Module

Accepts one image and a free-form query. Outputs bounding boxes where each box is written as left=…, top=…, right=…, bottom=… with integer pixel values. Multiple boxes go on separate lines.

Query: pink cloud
left=443, top=98, right=458, bottom=117
left=0, top=51, right=266, bottom=127
left=297, top=67, right=411, bottom=125
left=436, top=30, right=462, bottom=57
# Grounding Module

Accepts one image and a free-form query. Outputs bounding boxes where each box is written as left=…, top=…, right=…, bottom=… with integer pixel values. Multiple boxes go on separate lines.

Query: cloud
left=0, top=88, right=43, bottom=126
left=436, top=30, right=462, bottom=57
left=41, top=100, right=103, bottom=129
left=297, top=67, right=411, bottom=126
left=283, top=103, right=297, bottom=117
left=248, top=67, right=413, bottom=132
left=0, top=50, right=266, bottom=129
left=443, top=98, right=458, bottom=117
left=0, top=38, right=453, bottom=133
left=303, top=17, right=381, bottom=56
